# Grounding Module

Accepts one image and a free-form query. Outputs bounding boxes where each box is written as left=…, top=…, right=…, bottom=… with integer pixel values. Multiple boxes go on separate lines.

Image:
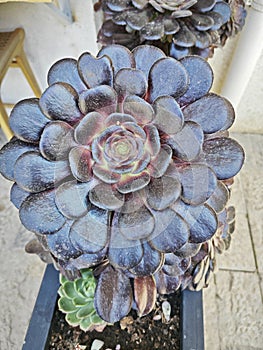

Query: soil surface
left=49, top=291, right=181, bottom=350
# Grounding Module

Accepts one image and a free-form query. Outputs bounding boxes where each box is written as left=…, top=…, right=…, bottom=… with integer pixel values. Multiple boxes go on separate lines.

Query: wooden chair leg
left=16, top=49, right=42, bottom=98
left=0, top=101, right=14, bottom=140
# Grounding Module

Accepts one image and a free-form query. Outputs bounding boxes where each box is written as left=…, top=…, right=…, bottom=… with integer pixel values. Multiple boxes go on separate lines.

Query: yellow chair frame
left=0, top=28, right=42, bottom=140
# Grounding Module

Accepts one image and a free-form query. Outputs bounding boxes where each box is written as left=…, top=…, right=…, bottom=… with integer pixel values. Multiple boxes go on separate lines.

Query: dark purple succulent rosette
left=96, top=0, right=246, bottom=59
left=0, top=44, right=244, bottom=323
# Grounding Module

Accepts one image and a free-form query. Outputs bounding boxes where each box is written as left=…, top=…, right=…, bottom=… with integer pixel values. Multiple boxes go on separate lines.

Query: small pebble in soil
left=91, top=339, right=104, bottom=350
left=153, top=314, right=162, bottom=321
left=75, top=345, right=87, bottom=350
left=162, top=301, right=171, bottom=322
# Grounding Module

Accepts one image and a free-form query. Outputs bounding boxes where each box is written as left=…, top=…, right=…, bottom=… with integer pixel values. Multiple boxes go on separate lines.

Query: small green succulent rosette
left=58, top=269, right=106, bottom=332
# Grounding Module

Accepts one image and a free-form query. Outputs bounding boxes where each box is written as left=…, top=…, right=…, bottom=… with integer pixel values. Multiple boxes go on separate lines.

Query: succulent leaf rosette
left=96, top=0, right=247, bottom=59
left=0, top=44, right=244, bottom=324
left=58, top=269, right=106, bottom=332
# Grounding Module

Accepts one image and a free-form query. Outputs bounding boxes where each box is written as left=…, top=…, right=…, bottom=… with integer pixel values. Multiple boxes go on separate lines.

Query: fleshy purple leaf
left=65, top=251, right=106, bottom=270
left=74, top=112, right=105, bottom=145
left=19, top=189, right=66, bottom=234
left=10, top=183, right=30, bottom=209
left=0, top=139, right=37, bottom=181
left=70, top=207, right=109, bottom=253
left=98, top=44, right=135, bottom=75
left=183, top=93, right=235, bottom=133
left=167, top=121, right=203, bottom=161
left=150, top=145, right=172, bottom=178
left=212, top=1, right=231, bottom=24
left=202, top=137, right=245, bottom=179
left=118, top=205, right=154, bottom=240
left=173, top=24, right=196, bottom=47
left=140, top=21, right=164, bottom=41
left=172, top=201, right=218, bottom=243
left=78, top=52, right=113, bottom=88
left=123, top=95, right=154, bottom=125
left=206, top=180, right=229, bottom=213
left=178, top=56, right=213, bottom=106
left=39, top=121, right=76, bottom=161
left=162, top=254, right=191, bottom=276
left=94, top=265, right=133, bottom=323
left=105, top=112, right=136, bottom=126
left=117, top=171, right=150, bottom=193
left=174, top=242, right=201, bottom=258
left=48, top=58, right=87, bottom=94
left=46, top=221, right=81, bottom=260
left=55, top=180, right=94, bottom=219
left=146, top=175, right=181, bottom=210
left=144, top=124, right=160, bottom=156
left=170, top=43, right=190, bottom=60
left=68, top=146, right=93, bottom=182
left=39, top=83, right=83, bottom=124
left=114, top=68, right=147, bottom=98
left=9, top=99, right=49, bottom=143
left=153, top=96, right=184, bottom=134
left=108, top=212, right=144, bottom=269
left=79, top=85, right=117, bottom=116
left=193, top=0, right=217, bottom=12
left=14, top=151, right=70, bottom=193
left=191, top=13, right=214, bottom=31
left=89, top=182, right=124, bottom=210
left=134, top=275, right=157, bottom=316
left=93, top=163, right=121, bottom=184
left=148, top=58, right=188, bottom=103
left=129, top=242, right=164, bottom=276
left=175, top=163, right=217, bottom=205
left=149, top=208, right=189, bottom=253
left=133, top=45, right=166, bottom=78
left=154, top=270, right=181, bottom=294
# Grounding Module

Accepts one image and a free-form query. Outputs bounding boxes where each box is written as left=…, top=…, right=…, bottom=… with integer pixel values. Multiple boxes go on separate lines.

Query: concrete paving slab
left=234, top=133, right=263, bottom=273
left=0, top=175, right=45, bottom=350
left=0, top=250, right=44, bottom=350
left=260, top=273, right=263, bottom=304
left=203, top=276, right=221, bottom=350
left=215, top=270, right=263, bottom=350
left=217, top=174, right=256, bottom=272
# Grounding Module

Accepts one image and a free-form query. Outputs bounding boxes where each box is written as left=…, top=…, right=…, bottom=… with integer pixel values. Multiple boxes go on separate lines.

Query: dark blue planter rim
left=22, top=264, right=204, bottom=350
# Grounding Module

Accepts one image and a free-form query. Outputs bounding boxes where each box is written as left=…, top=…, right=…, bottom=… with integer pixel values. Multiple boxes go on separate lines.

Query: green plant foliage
left=58, top=269, right=107, bottom=332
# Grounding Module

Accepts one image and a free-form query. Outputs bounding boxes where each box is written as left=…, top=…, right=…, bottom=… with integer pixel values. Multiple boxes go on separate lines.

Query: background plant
left=96, top=0, right=247, bottom=59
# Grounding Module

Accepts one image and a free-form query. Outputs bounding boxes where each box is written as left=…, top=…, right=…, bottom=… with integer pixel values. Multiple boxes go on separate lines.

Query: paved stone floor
left=0, top=132, right=262, bottom=350
left=204, top=133, right=263, bottom=350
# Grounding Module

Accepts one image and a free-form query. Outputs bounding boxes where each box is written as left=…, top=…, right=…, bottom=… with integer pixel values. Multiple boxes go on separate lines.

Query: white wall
left=0, top=0, right=98, bottom=101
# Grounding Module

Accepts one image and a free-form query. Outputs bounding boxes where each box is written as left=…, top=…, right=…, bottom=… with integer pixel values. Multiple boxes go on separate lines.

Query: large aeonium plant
left=0, top=44, right=244, bottom=324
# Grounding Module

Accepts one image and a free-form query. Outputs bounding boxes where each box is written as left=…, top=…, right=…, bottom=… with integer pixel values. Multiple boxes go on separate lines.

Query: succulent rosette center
left=88, top=114, right=154, bottom=186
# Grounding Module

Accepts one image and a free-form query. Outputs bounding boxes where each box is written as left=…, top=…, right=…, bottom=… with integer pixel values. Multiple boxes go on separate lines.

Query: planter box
left=22, top=264, right=204, bottom=350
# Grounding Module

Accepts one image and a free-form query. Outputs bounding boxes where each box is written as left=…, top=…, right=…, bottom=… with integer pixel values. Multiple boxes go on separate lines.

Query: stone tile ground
left=204, top=133, right=263, bottom=350
left=0, top=133, right=262, bottom=350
